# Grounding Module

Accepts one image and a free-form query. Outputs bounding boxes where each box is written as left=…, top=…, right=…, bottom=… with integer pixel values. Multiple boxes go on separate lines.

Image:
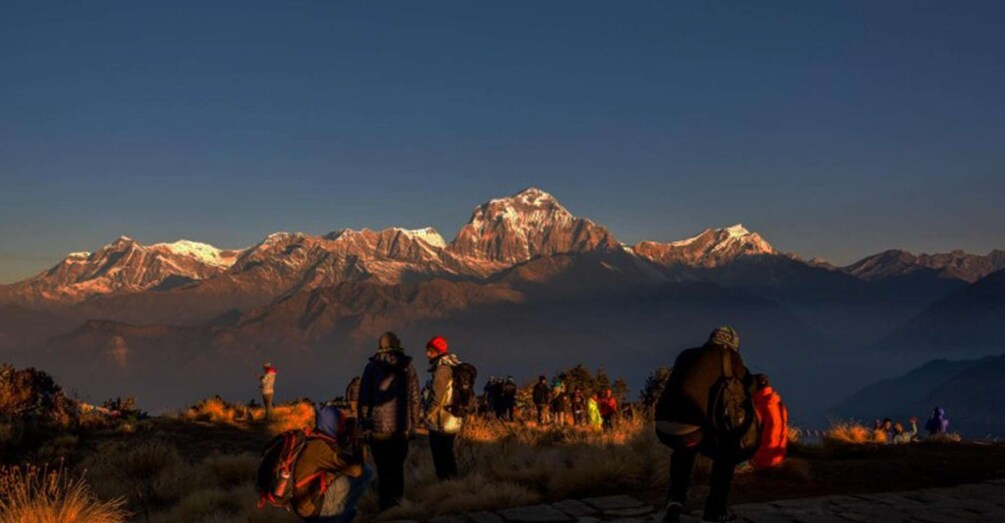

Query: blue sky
left=2, top=1, right=1003, bottom=282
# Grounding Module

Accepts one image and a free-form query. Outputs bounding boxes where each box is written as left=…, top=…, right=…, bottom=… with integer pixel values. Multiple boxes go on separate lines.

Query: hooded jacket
left=260, top=367, right=277, bottom=395
left=750, top=386, right=788, bottom=469
left=925, top=407, right=949, bottom=435
left=292, top=406, right=365, bottom=518
left=533, top=381, right=551, bottom=406
left=358, top=350, right=421, bottom=437
left=426, top=353, right=463, bottom=434
left=655, top=343, right=755, bottom=434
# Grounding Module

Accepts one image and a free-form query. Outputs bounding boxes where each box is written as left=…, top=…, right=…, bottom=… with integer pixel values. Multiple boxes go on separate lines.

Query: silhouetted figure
left=358, top=332, right=420, bottom=510
left=345, top=376, right=361, bottom=417
left=655, top=326, right=757, bottom=523
left=926, top=407, right=950, bottom=436
left=533, top=376, right=551, bottom=425
left=500, top=376, right=518, bottom=421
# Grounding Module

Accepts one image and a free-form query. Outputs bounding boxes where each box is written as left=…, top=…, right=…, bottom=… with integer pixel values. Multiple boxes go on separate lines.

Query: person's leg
left=369, top=438, right=405, bottom=510
left=668, top=447, right=697, bottom=507
left=339, top=465, right=374, bottom=520
left=429, top=431, right=458, bottom=479
left=704, top=453, right=737, bottom=520
left=262, top=393, right=273, bottom=420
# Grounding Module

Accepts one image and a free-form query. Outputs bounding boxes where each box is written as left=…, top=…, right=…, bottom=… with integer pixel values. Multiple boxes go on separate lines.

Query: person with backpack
left=533, top=375, right=551, bottom=426
left=749, top=374, right=788, bottom=470
left=500, top=376, right=518, bottom=421
left=655, top=326, right=758, bottom=523
left=424, top=335, right=476, bottom=480
left=345, top=376, right=361, bottom=416
left=358, top=332, right=421, bottom=510
left=257, top=405, right=371, bottom=523
left=259, top=363, right=277, bottom=421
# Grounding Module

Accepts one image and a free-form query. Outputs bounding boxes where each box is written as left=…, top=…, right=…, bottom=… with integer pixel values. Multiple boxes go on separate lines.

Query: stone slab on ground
left=497, top=504, right=576, bottom=522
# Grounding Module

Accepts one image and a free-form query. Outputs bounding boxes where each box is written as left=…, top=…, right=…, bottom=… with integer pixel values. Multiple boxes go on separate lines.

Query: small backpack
left=709, top=349, right=760, bottom=460
left=447, top=362, right=478, bottom=418
left=256, top=428, right=334, bottom=514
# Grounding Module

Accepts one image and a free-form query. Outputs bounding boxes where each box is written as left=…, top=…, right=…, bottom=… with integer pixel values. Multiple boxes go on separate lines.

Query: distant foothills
left=0, top=188, right=1002, bottom=417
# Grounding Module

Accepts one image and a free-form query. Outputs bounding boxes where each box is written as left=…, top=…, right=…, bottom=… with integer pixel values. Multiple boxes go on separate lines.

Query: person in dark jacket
left=358, top=332, right=421, bottom=510
left=345, top=376, right=361, bottom=416
left=424, top=336, right=463, bottom=479
left=925, top=407, right=949, bottom=436
left=570, top=388, right=586, bottom=425
left=500, top=376, right=518, bottom=421
left=655, top=326, right=754, bottom=523
left=533, top=376, right=551, bottom=425
left=292, top=405, right=372, bottom=523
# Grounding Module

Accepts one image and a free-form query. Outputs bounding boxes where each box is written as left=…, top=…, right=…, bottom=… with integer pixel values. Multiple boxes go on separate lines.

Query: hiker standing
left=571, top=388, right=586, bottom=425
left=358, top=332, right=421, bottom=510
left=345, top=376, right=361, bottom=416
left=749, top=374, right=788, bottom=470
left=893, top=417, right=919, bottom=444
left=500, top=376, right=518, bottom=421
left=551, top=386, right=569, bottom=426
left=655, top=326, right=758, bottom=523
left=587, top=392, right=603, bottom=430
left=925, top=407, right=949, bottom=436
left=533, top=376, right=551, bottom=426
left=598, top=388, right=618, bottom=431
left=291, top=405, right=373, bottom=523
left=424, top=336, right=473, bottom=480
left=259, top=363, right=277, bottom=421
left=484, top=377, right=498, bottom=418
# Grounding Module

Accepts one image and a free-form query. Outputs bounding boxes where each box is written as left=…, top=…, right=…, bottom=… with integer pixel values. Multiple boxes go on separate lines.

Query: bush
left=823, top=421, right=887, bottom=445
left=0, top=464, right=128, bottom=523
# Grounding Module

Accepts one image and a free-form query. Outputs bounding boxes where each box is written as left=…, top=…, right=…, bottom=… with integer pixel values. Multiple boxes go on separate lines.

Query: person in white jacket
left=259, top=363, right=277, bottom=420
left=424, top=336, right=463, bottom=479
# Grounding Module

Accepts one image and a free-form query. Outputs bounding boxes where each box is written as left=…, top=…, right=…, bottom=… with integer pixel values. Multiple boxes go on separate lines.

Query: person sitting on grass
left=749, top=374, right=788, bottom=470
left=292, top=405, right=373, bottom=523
left=892, top=417, right=919, bottom=444
left=925, top=407, right=950, bottom=436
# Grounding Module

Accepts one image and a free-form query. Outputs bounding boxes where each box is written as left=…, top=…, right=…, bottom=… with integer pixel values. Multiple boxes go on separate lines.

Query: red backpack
left=256, top=428, right=335, bottom=513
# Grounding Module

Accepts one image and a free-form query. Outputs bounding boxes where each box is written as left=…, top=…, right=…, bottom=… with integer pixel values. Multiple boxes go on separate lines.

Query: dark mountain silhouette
left=879, top=269, right=1005, bottom=356
left=831, top=354, right=1005, bottom=437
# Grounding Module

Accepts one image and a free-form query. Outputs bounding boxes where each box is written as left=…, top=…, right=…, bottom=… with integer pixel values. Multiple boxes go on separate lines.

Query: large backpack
left=709, top=349, right=760, bottom=461
left=446, top=362, right=478, bottom=418
left=256, top=428, right=334, bottom=514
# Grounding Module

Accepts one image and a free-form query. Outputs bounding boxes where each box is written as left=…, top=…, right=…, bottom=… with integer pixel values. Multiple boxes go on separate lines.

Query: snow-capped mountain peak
left=150, top=240, right=235, bottom=268
left=449, top=188, right=617, bottom=263
left=634, top=224, right=776, bottom=268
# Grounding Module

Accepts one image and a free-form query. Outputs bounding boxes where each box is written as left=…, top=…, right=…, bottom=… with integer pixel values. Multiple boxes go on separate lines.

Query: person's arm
left=315, top=441, right=365, bottom=478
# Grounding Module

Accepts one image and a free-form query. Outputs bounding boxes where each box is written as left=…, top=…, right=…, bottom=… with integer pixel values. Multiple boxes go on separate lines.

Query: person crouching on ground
left=259, top=363, right=277, bottom=420
left=424, top=336, right=463, bottom=480
left=748, top=374, right=788, bottom=471
left=358, top=332, right=421, bottom=510
left=655, top=326, right=757, bottom=523
left=292, top=405, right=373, bottom=523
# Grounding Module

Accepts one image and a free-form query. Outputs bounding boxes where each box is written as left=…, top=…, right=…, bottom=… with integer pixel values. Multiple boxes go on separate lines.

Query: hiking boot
left=663, top=501, right=685, bottom=523
left=703, top=511, right=738, bottom=522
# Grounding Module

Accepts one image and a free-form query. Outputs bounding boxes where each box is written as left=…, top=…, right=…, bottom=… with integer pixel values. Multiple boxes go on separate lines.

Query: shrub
left=0, top=464, right=128, bottom=523
left=823, top=420, right=886, bottom=445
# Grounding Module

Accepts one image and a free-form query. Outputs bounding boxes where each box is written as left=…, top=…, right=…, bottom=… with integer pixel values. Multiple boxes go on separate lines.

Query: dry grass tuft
left=183, top=397, right=315, bottom=435
left=925, top=432, right=964, bottom=444
left=823, top=421, right=887, bottom=445
left=0, top=464, right=129, bottom=523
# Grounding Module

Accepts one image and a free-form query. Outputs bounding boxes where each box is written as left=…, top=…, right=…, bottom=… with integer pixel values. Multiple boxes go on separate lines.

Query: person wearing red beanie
left=424, top=335, right=464, bottom=480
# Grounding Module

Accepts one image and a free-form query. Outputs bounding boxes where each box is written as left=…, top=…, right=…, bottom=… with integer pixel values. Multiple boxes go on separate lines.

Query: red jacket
left=598, top=396, right=618, bottom=417
left=751, top=387, right=788, bottom=469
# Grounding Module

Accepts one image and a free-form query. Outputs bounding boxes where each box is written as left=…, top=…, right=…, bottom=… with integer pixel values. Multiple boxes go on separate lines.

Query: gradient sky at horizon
left=2, top=1, right=1004, bottom=283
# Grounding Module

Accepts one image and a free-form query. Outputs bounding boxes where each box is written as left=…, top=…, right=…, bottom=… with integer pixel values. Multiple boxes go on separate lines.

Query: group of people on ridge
left=258, top=325, right=794, bottom=523
left=257, top=332, right=475, bottom=522
left=874, top=407, right=951, bottom=444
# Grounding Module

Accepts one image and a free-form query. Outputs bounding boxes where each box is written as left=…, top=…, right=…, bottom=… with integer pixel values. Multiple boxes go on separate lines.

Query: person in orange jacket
left=598, top=388, right=618, bottom=431
left=750, top=374, right=788, bottom=470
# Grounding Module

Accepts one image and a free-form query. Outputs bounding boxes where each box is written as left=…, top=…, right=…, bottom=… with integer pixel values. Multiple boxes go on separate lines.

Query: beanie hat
left=378, top=331, right=403, bottom=352
left=709, top=325, right=740, bottom=350
left=426, top=336, right=448, bottom=354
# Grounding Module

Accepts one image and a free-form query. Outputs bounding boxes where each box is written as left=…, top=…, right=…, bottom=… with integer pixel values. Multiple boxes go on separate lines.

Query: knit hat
left=378, top=331, right=403, bottom=352
left=426, top=336, right=448, bottom=355
left=709, top=325, right=740, bottom=350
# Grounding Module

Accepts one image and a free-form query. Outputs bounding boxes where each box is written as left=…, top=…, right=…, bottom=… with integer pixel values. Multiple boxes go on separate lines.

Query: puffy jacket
left=358, top=350, right=421, bottom=437
left=655, top=343, right=754, bottom=429
left=587, top=398, right=602, bottom=428
left=426, top=353, right=463, bottom=434
left=925, top=407, right=949, bottom=435
left=260, top=367, right=276, bottom=394
left=750, top=387, right=788, bottom=469
left=533, top=382, right=551, bottom=406
left=292, top=407, right=366, bottom=518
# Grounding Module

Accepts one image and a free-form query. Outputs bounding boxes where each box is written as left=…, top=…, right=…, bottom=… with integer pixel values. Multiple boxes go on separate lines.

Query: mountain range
left=0, top=187, right=1002, bottom=413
